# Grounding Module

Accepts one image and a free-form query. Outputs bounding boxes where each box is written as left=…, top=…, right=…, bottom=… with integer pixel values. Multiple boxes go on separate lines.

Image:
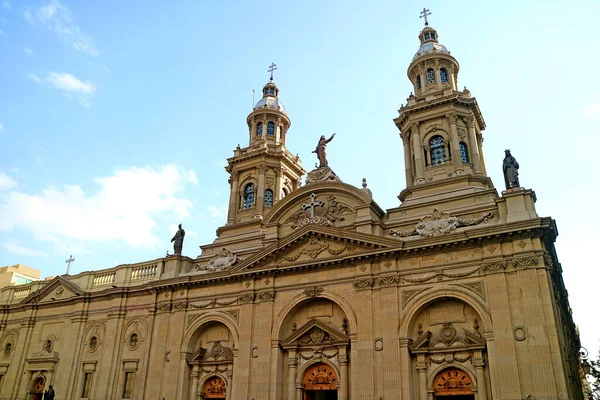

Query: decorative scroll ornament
left=284, top=193, right=353, bottom=229
left=390, top=209, right=494, bottom=238
left=238, top=293, right=255, bottom=304
left=304, top=286, right=324, bottom=297
left=353, top=278, right=374, bottom=290
left=513, top=255, right=539, bottom=269
left=257, top=290, right=275, bottom=302
left=480, top=260, right=506, bottom=273
left=196, top=248, right=240, bottom=272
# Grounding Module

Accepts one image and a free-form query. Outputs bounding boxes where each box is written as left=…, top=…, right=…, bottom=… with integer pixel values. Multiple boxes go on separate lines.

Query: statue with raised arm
left=502, top=149, right=520, bottom=190
left=313, top=133, right=336, bottom=168
left=171, top=223, right=185, bottom=255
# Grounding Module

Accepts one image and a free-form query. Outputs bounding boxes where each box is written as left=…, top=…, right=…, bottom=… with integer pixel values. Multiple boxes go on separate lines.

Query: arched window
left=424, top=33, right=431, bottom=40
left=267, top=121, right=275, bottom=136
left=242, top=183, right=255, bottom=209
left=429, top=135, right=446, bottom=165
left=264, top=189, right=273, bottom=208
left=417, top=75, right=422, bottom=89
left=440, top=68, right=448, bottom=83
left=426, top=68, right=436, bottom=84
left=459, top=142, right=469, bottom=162
left=256, top=122, right=263, bottom=136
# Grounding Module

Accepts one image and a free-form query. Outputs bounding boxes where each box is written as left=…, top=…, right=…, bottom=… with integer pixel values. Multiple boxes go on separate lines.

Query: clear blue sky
left=1, top=0, right=599, bottom=353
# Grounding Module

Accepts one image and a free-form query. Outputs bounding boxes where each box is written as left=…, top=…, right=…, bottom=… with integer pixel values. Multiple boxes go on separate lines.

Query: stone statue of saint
left=502, top=149, right=520, bottom=190
left=171, top=223, right=185, bottom=255
left=313, top=133, right=336, bottom=168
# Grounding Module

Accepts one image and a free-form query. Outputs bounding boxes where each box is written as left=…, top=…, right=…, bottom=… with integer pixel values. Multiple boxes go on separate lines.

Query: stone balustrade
left=0, top=257, right=167, bottom=304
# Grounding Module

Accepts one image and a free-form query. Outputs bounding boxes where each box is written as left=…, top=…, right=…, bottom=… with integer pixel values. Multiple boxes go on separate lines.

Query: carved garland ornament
left=279, top=235, right=355, bottom=263
left=390, top=209, right=494, bottom=238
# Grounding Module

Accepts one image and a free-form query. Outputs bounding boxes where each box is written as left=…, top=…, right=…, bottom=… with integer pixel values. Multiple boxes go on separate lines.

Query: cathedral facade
left=0, top=21, right=585, bottom=400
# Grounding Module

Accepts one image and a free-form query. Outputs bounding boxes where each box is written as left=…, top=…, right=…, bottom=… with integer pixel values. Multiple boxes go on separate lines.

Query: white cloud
left=1, top=240, right=47, bottom=257
left=188, top=170, right=198, bottom=185
left=0, top=172, right=17, bottom=190
left=46, top=72, right=95, bottom=94
left=0, top=121, right=3, bottom=132
left=27, top=73, right=42, bottom=83
left=24, top=47, right=33, bottom=56
left=0, top=165, right=196, bottom=249
left=581, top=94, right=600, bottom=117
left=32, top=1, right=99, bottom=56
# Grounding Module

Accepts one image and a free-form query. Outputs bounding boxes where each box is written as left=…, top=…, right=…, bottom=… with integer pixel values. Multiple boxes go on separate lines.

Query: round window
left=128, top=333, right=139, bottom=350
left=4, top=342, right=12, bottom=357
left=89, top=336, right=98, bottom=351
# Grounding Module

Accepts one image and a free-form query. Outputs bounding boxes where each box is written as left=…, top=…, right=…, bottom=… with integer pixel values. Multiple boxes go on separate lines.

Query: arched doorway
left=302, top=363, right=338, bottom=400
left=433, top=368, right=474, bottom=399
left=29, top=376, right=45, bottom=400
left=202, top=376, right=227, bottom=399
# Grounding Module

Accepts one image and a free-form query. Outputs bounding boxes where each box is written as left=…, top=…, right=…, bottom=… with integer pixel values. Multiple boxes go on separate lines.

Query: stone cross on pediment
left=301, top=193, right=324, bottom=218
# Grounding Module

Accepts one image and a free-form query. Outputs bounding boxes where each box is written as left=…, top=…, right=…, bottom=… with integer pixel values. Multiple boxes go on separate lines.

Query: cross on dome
left=419, top=7, right=431, bottom=26
left=268, top=62, right=277, bottom=81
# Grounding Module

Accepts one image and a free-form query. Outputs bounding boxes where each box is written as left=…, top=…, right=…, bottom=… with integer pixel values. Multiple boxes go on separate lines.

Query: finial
left=268, top=62, right=277, bottom=81
left=419, top=7, right=431, bottom=26
left=362, top=178, right=367, bottom=188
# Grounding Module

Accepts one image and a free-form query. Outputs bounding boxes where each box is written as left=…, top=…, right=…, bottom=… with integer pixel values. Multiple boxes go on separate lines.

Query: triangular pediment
left=21, top=276, right=83, bottom=304
left=281, top=319, right=349, bottom=349
left=229, top=225, right=400, bottom=273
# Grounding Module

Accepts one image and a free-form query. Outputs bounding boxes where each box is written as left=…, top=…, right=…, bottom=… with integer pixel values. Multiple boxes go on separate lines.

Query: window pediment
left=281, top=319, right=349, bottom=349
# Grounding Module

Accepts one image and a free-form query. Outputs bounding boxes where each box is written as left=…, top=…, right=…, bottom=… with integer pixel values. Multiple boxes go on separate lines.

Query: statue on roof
left=171, top=224, right=185, bottom=255
left=313, top=133, right=336, bottom=168
left=502, top=149, right=520, bottom=190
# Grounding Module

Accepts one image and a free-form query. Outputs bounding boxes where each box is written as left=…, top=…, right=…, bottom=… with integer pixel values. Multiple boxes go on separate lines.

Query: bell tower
left=225, top=64, right=305, bottom=224
left=394, top=10, right=491, bottom=204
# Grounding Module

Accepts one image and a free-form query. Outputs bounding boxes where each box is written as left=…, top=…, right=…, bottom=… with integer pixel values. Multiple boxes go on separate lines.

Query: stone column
left=399, top=338, right=412, bottom=400
left=401, top=132, right=413, bottom=187
left=416, top=359, right=428, bottom=400
left=474, top=356, right=488, bottom=400
left=447, top=113, right=464, bottom=174
left=338, top=347, right=349, bottom=400
left=255, top=165, right=266, bottom=217
left=226, top=370, right=233, bottom=400
left=275, top=167, right=283, bottom=202
left=435, top=61, right=442, bottom=91
left=287, top=350, right=298, bottom=400
left=250, top=117, right=257, bottom=142
left=227, top=171, right=239, bottom=224
left=465, top=117, right=483, bottom=175
left=411, top=122, right=425, bottom=184
left=189, top=366, right=199, bottom=400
